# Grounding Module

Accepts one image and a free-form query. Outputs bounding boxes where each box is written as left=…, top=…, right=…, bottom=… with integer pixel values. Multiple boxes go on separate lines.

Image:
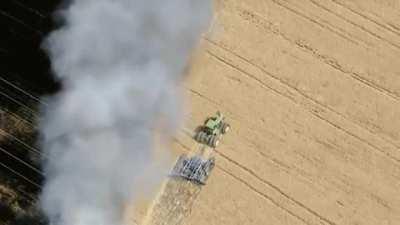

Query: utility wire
left=0, top=76, right=46, bottom=105
left=0, top=89, right=38, bottom=116
left=0, top=9, right=43, bottom=35
left=11, top=0, right=46, bottom=18
left=0, top=146, right=43, bottom=176
left=0, top=82, right=48, bottom=168
left=0, top=107, right=36, bottom=128
left=0, top=80, right=47, bottom=201
left=0, top=92, right=45, bottom=158
left=0, top=161, right=41, bottom=189
left=0, top=76, right=47, bottom=128
left=0, top=162, right=40, bottom=203
left=0, top=129, right=43, bottom=158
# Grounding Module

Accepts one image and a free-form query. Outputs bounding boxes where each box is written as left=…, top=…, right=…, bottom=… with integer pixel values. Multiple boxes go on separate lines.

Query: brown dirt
left=133, top=0, right=400, bottom=224
left=142, top=178, right=202, bottom=225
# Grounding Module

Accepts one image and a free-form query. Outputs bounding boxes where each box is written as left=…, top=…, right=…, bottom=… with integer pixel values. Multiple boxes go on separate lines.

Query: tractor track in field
left=174, top=1, right=400, bottom=224
left=2, top=1, right=400, bottom=225
left=199, top=43, right=400, bottom=164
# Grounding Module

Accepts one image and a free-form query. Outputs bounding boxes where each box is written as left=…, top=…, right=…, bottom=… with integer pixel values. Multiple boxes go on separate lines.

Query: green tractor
left=194, top=111, right=230, bottom=148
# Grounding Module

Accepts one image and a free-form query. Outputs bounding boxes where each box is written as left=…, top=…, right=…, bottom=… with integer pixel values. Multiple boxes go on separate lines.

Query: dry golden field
left=131, top=1, right=400, bottom=225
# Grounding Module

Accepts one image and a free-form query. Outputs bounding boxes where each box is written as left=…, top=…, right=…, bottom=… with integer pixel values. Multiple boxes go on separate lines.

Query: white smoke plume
left=39, top=1, right=212, bottom=225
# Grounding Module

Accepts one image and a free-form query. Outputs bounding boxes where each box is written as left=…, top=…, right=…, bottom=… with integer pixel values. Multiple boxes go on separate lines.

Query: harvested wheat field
left=128, top=0, right=400, bottom=225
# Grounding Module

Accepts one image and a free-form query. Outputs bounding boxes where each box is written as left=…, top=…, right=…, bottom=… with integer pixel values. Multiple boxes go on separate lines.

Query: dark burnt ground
left=0, top=1, right=61, bottom=224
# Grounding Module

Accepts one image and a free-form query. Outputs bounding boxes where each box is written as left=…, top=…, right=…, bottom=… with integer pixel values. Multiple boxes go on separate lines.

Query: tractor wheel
left=209, top=136, right=220, bottom=148
left=221, top=123, right=231, bottom=134
left=201, top=132, right=208, bottom=143
left=194, top=132, right=200, bottom=142
left=195, top=131, right=202, bottom=142
left=196, top=131, right=208, bottom=144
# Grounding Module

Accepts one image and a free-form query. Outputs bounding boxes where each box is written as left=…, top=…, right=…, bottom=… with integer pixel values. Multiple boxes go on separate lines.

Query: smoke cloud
left=39, top=0, right=211, bottom=225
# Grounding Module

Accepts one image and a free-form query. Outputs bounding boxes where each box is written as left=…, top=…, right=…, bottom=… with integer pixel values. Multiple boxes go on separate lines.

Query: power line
left=15, top=186, right=39, bottom=202
left=0, top=79, right=44, bottom=202
left=0, top=78, right=45, bottom=127
left=0, top=93, right=46, bottom=158
left=0, top=161, right=41, bottom=189
left=0, top=146, right=43, bottom=176
left=0, top=107, right=36, bottom=128
left=0, top=89, right=38, bottom=117
left=0, top=85, right=47, bottom=175
left=0, top=128, right=43, bottom=158
left=0, top=9, right=43, bottom=35
left=0, top=161, right=40, bottom=204
left=0, top=76, right=46, bottom=105
left=11, top=0, right=46, bottom=18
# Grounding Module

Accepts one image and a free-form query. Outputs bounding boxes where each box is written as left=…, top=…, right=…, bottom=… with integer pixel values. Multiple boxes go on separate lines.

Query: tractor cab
left=204, top=111, right=225, bottom=135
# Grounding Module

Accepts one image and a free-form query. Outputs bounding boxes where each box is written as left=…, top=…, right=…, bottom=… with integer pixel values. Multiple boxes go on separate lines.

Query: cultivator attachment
left=171, top=154, right=215, bottom=185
